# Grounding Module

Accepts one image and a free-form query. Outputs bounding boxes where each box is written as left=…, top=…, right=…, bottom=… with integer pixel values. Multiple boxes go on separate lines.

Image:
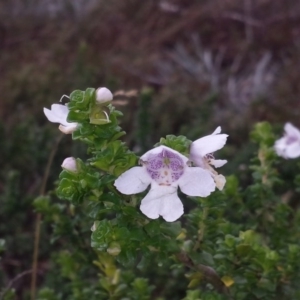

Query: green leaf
left=160, top=221, right=181, bottom=238
left=144, top=221, right=160, bottom=237
left=70, top=90, right=84, bottom=103
left=156, top=135, right=192, bottom=156
left=236, top=244, right=252, bottom=257
left=224, top=234, right=237, bottom=248
left=250, top=122, right=275, bottom=146
left=33, top=195, right=51, bottom=212
left=67, top=110, right=88, bottom=122
left=91, top=219, right=112, bottom=250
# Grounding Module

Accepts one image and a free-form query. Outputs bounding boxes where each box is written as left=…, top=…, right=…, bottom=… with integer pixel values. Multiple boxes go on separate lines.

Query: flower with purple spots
left=114, top=145, right=215, bottom=222
left=274, top=123, right=300, bottom=159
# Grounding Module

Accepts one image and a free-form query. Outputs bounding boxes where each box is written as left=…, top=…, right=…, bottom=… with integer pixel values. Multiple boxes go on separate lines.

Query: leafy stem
left=193, top=200, right=209, bottom=251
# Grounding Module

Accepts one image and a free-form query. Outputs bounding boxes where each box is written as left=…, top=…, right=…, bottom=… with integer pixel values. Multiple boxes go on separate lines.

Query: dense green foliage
left=4, top=89, right=299, bottom=299
left=1, top=1, right=300, bottom=299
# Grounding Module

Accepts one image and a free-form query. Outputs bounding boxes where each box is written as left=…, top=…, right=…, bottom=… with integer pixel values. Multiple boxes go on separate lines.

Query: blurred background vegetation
left=1, top=0, right=300, bottom=298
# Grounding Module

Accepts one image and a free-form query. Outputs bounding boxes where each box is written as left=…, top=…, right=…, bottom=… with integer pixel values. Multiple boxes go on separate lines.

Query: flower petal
left=275, top=133, right=300, bottom=159
left=61, top=157, right=77, bottom=172
left=55, top=104, right=69, bottom=123
left=114, top=167, right=151, bottom=195
left=212, top=126, right=221, bottom=135
left=44, top=104, right=78, bottom=133
left=284, top=123, right=300, bottom=139
left=141, top=145, right=189, bottom=164
left=140, top=185, right=183, bottom=222
left=96, top=87, right=113, bottom=103
left=190, top=133, right=228, bottom=157
left=59, top=124, right=78, bottom=134
left=285, top=143, right=300, bottom=159
left=43, top=107, right=62, bottom=124
left=178, top=167, right=215, bottom=197
left=44, top=104, right=71, bottom=125
left=274, top=137, right=287, bottom=157
left=210, top=159, right=227, bottom=168
left=160, top=192, right=184, bottom=222
left=214, top=174, right=226, bottom=190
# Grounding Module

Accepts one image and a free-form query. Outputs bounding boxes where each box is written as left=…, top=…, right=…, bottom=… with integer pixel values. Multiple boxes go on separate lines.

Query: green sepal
left=89, top=105, right=111, bottom=125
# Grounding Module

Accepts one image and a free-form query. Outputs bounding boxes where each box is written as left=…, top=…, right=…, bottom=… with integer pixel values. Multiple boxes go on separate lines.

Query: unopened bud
left=91, top=221, right=99, bottom=232
left=61, top=157, right=77, bottom=172
left=96, top=87, right=113, bottom=104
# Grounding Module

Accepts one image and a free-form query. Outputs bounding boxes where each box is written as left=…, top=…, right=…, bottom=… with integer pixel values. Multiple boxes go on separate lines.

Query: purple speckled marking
left=145, top=149, right=184, bottom=185
left=286, top=135, right=298, bottom=145
left=205, top=153, right=215, bottom=160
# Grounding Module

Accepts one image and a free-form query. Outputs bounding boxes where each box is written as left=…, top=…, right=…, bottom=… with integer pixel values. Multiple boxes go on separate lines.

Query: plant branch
left=193, top=205, right=209, bottom=251
left=0, top=270, right=34, bottom=300
left=30, top=133, right=63, bottom=300
left=176, top=251, right=232, bottom=298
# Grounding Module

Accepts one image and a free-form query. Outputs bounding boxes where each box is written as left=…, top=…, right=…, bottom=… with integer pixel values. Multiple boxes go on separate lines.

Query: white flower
left=274, top=123, right=300, bottom=159
left=61, top=157, right=77, bottom=172
left=114, top=146, right=215, bottom=222
left=96, top=87, right=113, bottom=104
left=190, top=127, right=228, bottom=190
left=43, top=104, right=78, bottom=134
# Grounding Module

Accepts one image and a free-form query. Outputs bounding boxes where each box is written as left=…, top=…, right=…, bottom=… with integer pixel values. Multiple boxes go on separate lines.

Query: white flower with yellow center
left=190, top=127, right=228, bottom=190
left=114, top=146, right=215, bottom=222
left=43, top=104, right=77, bottom=134
left=275, top=123, right=300, bottom=159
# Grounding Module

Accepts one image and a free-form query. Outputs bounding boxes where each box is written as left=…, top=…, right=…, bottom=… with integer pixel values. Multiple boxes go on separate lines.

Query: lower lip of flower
left=145, top=149, right=184, bottom=185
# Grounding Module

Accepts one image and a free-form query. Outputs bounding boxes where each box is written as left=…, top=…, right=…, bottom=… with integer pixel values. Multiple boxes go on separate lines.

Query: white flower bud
left=61, top=157, right=77, bottom=172
left=91, top=222, right=97, bottom=232
left=96, top=87, right=113, bottom=104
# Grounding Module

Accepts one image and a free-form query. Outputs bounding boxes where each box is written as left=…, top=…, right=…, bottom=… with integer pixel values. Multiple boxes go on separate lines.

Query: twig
left=30, top=133, right=63, bottom=300
left=0, top=269, right=33, bottom=300
left=244, top=0, right=253, bottom=43
left=176, top=251, right=232, bottom=298
left=221, top=12, right=262, bottom=27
